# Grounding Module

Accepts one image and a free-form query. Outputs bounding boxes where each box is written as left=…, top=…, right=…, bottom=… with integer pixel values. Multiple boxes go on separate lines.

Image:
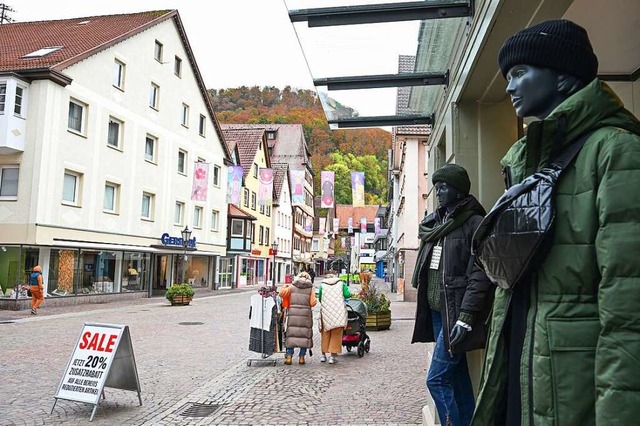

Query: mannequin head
left=505, top=65, right=586, bottom=119
left=435, top=182, right=463, bottom=211
left=498, top=20, right=598, bottom=119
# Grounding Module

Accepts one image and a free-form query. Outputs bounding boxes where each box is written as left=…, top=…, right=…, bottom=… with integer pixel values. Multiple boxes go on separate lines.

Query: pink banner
left=375, top=217, right=381, bottom=235
left=319, top=217, right=326, bottom=235
left=351, top=171, right=365, bottom=207
left=191, top=162, right=209, bottom=201
left=290, top=170, right=305, bottom=206
left=360, top=217, right=367, bottom=233
left=258, top=168, right=273, bottom=206
left=333, top=218, right=340, bottom=233
left=226, top=165, right=243, bottom=205
left=321, top=171, right=335, bottom=208
left=341, top=237, right=346, bottom=249
left=348, top=217, right=353, bottom=234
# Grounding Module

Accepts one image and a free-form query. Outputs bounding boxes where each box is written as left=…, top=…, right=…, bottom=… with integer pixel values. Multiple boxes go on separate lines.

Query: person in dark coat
left=411, top=164, right=494, bottom=426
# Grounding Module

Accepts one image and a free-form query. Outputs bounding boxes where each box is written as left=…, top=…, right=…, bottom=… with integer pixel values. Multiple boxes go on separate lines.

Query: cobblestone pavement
left=1, top=278, right=429, bottom=425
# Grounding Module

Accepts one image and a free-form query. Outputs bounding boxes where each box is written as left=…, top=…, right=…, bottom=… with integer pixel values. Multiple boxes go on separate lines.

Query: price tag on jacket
left=430, top=245, right=442, bottom=270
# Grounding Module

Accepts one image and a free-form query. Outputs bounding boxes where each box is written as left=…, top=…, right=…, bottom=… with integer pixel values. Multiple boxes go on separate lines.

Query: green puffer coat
left=473, top=80, right=640, bottom=426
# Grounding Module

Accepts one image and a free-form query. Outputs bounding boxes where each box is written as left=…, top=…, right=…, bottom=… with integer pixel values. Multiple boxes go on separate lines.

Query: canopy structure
left=284, top=0, right=472, bottom=128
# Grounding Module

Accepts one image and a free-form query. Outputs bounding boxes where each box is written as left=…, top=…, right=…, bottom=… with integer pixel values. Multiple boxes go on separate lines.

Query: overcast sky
left=12, top=0, right=420, bottom=118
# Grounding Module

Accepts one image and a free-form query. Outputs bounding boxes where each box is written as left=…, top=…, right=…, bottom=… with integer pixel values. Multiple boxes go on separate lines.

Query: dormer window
left=22, top=46, right=62, bottom=58
left=266, top=131, right=276, bottom=140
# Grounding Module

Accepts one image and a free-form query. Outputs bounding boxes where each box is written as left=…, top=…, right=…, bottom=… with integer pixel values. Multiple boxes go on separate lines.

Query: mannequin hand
left=449, top=321, right=472, bottom=346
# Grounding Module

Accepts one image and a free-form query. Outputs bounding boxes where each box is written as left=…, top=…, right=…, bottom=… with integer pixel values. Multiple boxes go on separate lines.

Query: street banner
left=375, top=217, right=381, bottom=235
left=319, top=217, right=326, bottom=235
left=226, top=165, right=243, bottom=205
left=341, top=237, right=346, bottom=248
left=305, top=216, right=312, bottom=232
left=52, top=323, right=142, bottom=421
left=258, top=168, right=273, bottom=206
left=351, top=171, right=365, bottom=207
left=290, top=169, right=305, bottom=206
left=360, top=217, right=367, bottom=233
left=191, top=162, right=209, bottom=201
left=320, top=171, right=335, bottom=208
left=350, top=236, right=355, bottom=247
left=348, top=217, right=353, bottom=234
left=333, top=218, right=340, bottom=233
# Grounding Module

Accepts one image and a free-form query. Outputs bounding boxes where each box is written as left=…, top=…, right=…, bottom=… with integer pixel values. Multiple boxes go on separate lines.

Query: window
left=253, top=163, right=258, bottom=178
left=107, top=117, right=123, bottom=149
left=62, top=170, right=81, bottom=205
left=154, top=40, right=163, bottom=62
left=178, top=149, right=187, bottom=174
left=267, top=131, right=275, bottom=140
left=211, top=210, right=219, bottom=231
left=199, top=114, right=206, bottom=136
left=193, top=206, right=203, bottom=229
left=145, top=135, right=157, bottom=163
left=0, top=166, right=18, bottom=199
left=14, top=86, right=24, bottom=116
left=312, top=238, right=319, bottom=252
left=174, top=56, right=182, bottom=77
left=259, top=225, right=264, bottom=245
left=174, top=201, right=184, bottom=225
left=259, top=204, right=265, bottom=215
left=243, top=189, right=249, bottom=208
left=113, top=59, right=125, bottom=89
left=213, top=165, right=220, bottom=186
left=149, top=83, right=159, bottom=109
left=68, top=99, right=86, bottom=134
left=22, top=46, right=62, bottom=58
left=231, top=219, right=244, bottom=237
left=266, top=205, right=271, bottom=217
left=141, top=192, right=154, bottom=220
left=0, top=83, right=5, bottom=113
left=103, top=182, right=119, bottom=213
left=251, top=223, right=255, bottom=243
left=265, top=228, right=270, bottom=247
left=181, top=103, right=189, bottom=127
left=251, top=191, right=256, bottom=210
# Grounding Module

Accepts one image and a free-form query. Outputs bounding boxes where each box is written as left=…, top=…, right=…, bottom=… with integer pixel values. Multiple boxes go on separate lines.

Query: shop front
left=236, top=252, right=268, bottom=287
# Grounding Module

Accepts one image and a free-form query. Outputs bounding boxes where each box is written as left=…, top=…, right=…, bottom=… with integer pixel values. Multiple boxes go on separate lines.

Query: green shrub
left=356, top=285, right=391, bottom=314
left=165, top=283, right=194, bottom=301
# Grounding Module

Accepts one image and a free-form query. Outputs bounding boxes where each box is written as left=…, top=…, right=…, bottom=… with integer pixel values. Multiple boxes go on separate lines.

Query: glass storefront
left=219, top=257, right=234, bottom=289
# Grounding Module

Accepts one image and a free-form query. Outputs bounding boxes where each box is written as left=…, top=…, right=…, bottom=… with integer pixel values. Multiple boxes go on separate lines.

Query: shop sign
left=52, top=323, right=142, bottom=421
left=251, top=249, right=261, bottom=256
left=160, top=233, right=196, bottom=248
left=269, top=248, right=278, bottom=256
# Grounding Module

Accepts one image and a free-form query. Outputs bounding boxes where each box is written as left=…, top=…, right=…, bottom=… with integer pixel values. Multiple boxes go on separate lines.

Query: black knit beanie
left=498, top=19, right=598, bottom=83
left=432, top=164, right=470, bottom=196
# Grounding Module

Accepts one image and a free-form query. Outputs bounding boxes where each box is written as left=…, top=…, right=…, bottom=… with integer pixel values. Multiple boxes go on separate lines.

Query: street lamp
left=181, top=226, right=192, bottom=283
left=271, top=240, right=278, bottom=284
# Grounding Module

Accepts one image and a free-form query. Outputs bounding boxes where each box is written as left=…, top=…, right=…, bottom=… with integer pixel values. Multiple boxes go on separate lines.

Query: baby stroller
left=342, top=298, right=371, bottom=357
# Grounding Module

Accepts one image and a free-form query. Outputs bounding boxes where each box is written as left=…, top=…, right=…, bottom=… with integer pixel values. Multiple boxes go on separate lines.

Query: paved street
left=0, top=278, right=429, bottom=425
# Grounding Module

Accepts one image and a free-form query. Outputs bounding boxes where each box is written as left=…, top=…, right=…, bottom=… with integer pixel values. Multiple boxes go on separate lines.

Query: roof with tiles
left=220, top=126, right=267, bottom=179
left=271, top=162, right=289, bottom=202
left=335, top=205, right=380, bottom=228
left=228, top=204, right=256, bottom=220
left=0, top=10, right=173, bottom=72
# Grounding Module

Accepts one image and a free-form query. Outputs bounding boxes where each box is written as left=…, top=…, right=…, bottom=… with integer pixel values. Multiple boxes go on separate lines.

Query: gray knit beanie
left=432, top=164, right=470, bottom=195
left=498, top=19, right=598, bottom=82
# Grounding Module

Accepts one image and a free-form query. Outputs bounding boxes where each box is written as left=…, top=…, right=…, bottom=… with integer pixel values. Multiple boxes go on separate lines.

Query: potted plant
left=165, top=283, right=194, bottom=306
left=357, top=285, right=391, bottom=331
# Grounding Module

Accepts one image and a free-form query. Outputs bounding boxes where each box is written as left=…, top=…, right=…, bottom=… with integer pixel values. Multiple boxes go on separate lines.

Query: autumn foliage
left=209, top=86, right=391, bottom=204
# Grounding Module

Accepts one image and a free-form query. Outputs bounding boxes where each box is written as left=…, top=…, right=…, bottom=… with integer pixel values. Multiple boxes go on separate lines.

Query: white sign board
left=53, top=323, right=141, bottom=421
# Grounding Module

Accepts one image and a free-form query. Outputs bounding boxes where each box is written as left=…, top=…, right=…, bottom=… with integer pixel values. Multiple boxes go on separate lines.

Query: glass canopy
left=284, top=0, right=470, bottom=128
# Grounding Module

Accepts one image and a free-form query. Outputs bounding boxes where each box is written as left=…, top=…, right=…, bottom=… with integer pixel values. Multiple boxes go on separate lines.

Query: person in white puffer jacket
left=318, top=273, right=352, bottom=364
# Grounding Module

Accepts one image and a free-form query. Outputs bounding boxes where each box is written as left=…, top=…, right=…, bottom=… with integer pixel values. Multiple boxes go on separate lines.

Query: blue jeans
left=286, top=347, right=307, bottom=356
left=426, top=311, right=475, bottom=426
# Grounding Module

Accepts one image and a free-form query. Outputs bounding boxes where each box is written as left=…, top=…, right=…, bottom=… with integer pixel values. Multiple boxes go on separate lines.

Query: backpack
left=472, top=130, right=596, bottom=290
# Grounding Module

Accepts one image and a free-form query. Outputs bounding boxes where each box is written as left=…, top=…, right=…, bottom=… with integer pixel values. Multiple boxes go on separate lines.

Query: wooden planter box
left=366, top=312, right=391, bottom=330
left=170, top=295, right=192, bottom=306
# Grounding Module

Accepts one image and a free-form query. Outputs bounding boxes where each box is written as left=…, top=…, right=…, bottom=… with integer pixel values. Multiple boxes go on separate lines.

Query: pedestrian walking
left=279, top=272, right=316, bottom=365
left=318, top=273, right=351, bottom=364
left=308, top=267, right=316, bottom=284
left=472, top=19, right=640, bottom=426
left=411, top=164, right=493, bottom=426
left=29, top=265, right=45, bottom=314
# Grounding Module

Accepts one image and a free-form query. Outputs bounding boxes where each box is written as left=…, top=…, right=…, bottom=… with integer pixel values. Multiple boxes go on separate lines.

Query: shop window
left=122, top=252, right=150, bottom=292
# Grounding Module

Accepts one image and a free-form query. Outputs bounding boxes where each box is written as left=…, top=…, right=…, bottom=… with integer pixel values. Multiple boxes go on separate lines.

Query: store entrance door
left=153, top=255, right=170, bottom=296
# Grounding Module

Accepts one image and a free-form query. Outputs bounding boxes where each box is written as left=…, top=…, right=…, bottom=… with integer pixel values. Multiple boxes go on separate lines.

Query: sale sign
left=53, top=323, right=141, bottom=421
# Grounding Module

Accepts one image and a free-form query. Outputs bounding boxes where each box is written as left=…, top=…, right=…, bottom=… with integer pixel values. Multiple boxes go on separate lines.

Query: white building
left=0, top=11, right=231, bottom=307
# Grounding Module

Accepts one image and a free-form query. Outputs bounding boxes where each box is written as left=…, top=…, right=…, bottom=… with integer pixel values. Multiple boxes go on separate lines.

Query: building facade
left=0, top=11, right=230, bottom=308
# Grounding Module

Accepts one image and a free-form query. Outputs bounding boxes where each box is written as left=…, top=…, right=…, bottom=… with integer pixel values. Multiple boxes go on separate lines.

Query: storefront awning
left=52, top=240, right=224, bottom=256
left=284, top=0, right=471, bottom=128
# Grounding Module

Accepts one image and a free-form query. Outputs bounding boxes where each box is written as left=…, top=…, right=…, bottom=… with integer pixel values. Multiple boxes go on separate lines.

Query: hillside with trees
left=209, top=86, right=391, bottom=205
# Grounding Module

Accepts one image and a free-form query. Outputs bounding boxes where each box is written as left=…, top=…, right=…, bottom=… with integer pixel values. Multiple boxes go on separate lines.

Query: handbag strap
left=550, top=128, right=599, bottom=171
